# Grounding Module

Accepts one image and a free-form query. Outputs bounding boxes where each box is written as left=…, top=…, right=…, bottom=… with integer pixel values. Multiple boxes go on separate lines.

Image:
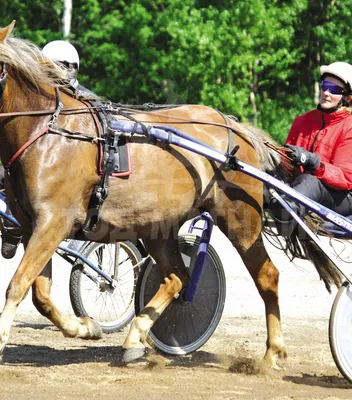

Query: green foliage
left=0, top=0, right=63, bottom=46
left=1, top=0, right=351, bottom=143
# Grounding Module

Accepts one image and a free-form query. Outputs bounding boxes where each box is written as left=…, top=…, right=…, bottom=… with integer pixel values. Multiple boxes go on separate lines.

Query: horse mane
left=0, top=35, right=67, bottom=92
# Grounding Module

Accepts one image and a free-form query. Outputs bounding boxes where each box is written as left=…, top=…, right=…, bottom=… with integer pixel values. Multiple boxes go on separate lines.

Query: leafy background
left=1, top=0, right=351, bottom=143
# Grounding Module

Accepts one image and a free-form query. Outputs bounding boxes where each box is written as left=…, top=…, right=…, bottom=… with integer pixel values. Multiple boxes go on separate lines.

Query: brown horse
left=0, top=21, right=337, bottom=369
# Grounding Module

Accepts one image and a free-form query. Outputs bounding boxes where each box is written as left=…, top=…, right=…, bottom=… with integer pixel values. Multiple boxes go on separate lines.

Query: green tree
left=0, top=0, right=64, bottom=46
left=1, top=0, right=352, bottom=143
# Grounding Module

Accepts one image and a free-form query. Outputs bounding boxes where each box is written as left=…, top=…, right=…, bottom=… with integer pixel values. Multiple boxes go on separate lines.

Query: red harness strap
left=5, top=126, right=49, bottom=170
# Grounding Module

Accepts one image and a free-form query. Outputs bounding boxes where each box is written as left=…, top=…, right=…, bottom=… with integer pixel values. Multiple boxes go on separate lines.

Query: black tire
left=329, top=281, right=352, bottom=383
left=69, top=241, right=142, bottom=334
left=134, top=233, right=226, bottom=355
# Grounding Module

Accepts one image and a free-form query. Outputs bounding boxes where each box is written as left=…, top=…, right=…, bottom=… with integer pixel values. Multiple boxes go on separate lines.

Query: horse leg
left=217, top=206, right=286, bottom=369
left=31, top=260, right=102, bottom=340
left=122, top=237, right=186, bottom=363
left=240, top=233, right=287, bottom=369
left=0, top=218, right=100, bottom=359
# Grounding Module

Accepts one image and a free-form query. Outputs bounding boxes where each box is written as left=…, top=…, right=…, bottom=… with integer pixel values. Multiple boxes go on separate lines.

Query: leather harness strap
left=0, top=105, right=241, bottom=134
left=4, top=88, right=64, bottom=170
left=5, top=125, right=50, bottom=170
left=0, top=107, right=100, bottom=118
left=215, top=109, right=235, bottom=155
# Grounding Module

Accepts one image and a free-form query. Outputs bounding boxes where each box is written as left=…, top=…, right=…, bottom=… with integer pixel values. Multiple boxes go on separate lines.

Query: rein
left=0, top=102, right=254, bottom=134
left=0, top=75, right=289, bottom=165
left=0, top=103, right=290, bottom=162
left=0, top=106, right=102, bottom=118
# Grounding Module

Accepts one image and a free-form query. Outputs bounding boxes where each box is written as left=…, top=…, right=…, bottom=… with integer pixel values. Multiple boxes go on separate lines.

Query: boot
left=1, top=227, right=22, bottom=259
left=269, top=197, right=303, bottom=237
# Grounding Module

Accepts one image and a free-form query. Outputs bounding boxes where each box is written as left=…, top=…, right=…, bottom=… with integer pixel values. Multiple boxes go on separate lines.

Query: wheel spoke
left=70, top=241, right=143, bottom=333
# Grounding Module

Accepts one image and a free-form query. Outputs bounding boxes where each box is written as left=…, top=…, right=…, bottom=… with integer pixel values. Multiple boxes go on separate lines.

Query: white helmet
left=320, top=62, right=352, bottom=94
left=42, top=40, right=80, bottom=70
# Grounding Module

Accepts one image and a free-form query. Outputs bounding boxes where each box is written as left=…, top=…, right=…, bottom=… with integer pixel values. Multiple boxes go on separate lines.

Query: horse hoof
left=88, top=318, right=103, bottom=339
left=123, top=347, right=145, bottom=364
left=79, top=317, right=103, bottom=340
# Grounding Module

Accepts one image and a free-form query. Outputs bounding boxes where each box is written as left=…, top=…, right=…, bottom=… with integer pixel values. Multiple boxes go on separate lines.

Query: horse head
left=0, top=21, right=14, bottom=102
left=0, top=22, right=99, bottom=230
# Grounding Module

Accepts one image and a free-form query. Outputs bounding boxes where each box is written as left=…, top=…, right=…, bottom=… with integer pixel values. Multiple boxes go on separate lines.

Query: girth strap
left=81, top=101, right=116, bottom=233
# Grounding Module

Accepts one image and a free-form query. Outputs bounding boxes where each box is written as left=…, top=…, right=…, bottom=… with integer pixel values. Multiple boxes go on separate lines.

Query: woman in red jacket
left=271, top=61, right=352, bottom=236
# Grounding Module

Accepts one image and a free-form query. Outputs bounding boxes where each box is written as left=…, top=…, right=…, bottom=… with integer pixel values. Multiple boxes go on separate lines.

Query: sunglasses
left=57, top=60, right=78, bottom=71
left=320, top=80, right=346, bottom=95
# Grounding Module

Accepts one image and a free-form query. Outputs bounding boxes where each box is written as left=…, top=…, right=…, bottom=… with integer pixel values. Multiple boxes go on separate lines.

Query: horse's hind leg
left=122, top=237, right=186, bottom=362
left=217, top=206, right=286, bottom=369
left=31, top=260, right=102, bottom=340
left=240, top=233, right=287, bottom=369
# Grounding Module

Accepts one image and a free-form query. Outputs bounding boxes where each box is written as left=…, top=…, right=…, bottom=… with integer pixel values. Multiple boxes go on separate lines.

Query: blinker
left=0, top=63, right=8, bottom=100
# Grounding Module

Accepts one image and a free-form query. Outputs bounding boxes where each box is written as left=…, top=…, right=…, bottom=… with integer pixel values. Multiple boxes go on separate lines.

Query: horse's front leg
left=32, top=260, right=102, bottom=340
left=0, top=218, right=98, bottom=360
left=122, top=238, right=185, bottom=363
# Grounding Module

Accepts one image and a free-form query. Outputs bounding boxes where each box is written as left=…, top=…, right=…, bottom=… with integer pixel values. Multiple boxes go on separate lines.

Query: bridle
left=0, top=62, right=7, bottom=100
left=0, top=64, right=97, bottom=170
left=0, top=63, right=103, bottom=171
left=0, top=62, right=97, bottom=118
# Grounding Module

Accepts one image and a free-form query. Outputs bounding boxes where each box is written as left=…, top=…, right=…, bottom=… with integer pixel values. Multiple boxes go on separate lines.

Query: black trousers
left=290, top=174, right=352, bottom=216
left=271, top=174, right=352, bottom=236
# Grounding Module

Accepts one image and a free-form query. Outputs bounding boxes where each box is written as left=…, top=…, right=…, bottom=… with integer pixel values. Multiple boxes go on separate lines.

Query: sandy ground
left=0, top=228, right=352, bottom=399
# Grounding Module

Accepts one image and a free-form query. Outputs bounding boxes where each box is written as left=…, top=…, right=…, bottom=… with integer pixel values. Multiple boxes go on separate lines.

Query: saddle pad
left=82, top=99, right=132, bottom=178
left=111, top=135, right=131, bottom=177
left=97, top=133, right=132, bottom=177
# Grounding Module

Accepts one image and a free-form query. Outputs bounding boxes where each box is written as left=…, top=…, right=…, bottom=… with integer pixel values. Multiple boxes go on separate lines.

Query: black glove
left=284, top=144, right=321, bottom=171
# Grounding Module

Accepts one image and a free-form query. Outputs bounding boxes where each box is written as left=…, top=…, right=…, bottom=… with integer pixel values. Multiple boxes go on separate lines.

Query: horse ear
left=0, top=20, right=16, bottom=43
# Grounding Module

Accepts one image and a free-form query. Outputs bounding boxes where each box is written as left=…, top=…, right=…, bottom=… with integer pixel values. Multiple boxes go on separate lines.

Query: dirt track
left=0, top=312, right=351, bottom=400
left=1, top=232, right=352, bottom=399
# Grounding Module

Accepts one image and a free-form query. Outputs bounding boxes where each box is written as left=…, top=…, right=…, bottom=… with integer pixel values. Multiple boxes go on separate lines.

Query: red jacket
left=285, top=109, right=352, bottom=190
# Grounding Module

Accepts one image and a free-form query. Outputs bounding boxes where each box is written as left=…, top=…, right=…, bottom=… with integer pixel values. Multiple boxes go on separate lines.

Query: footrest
left=321, top=215, right=352, bottom=238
